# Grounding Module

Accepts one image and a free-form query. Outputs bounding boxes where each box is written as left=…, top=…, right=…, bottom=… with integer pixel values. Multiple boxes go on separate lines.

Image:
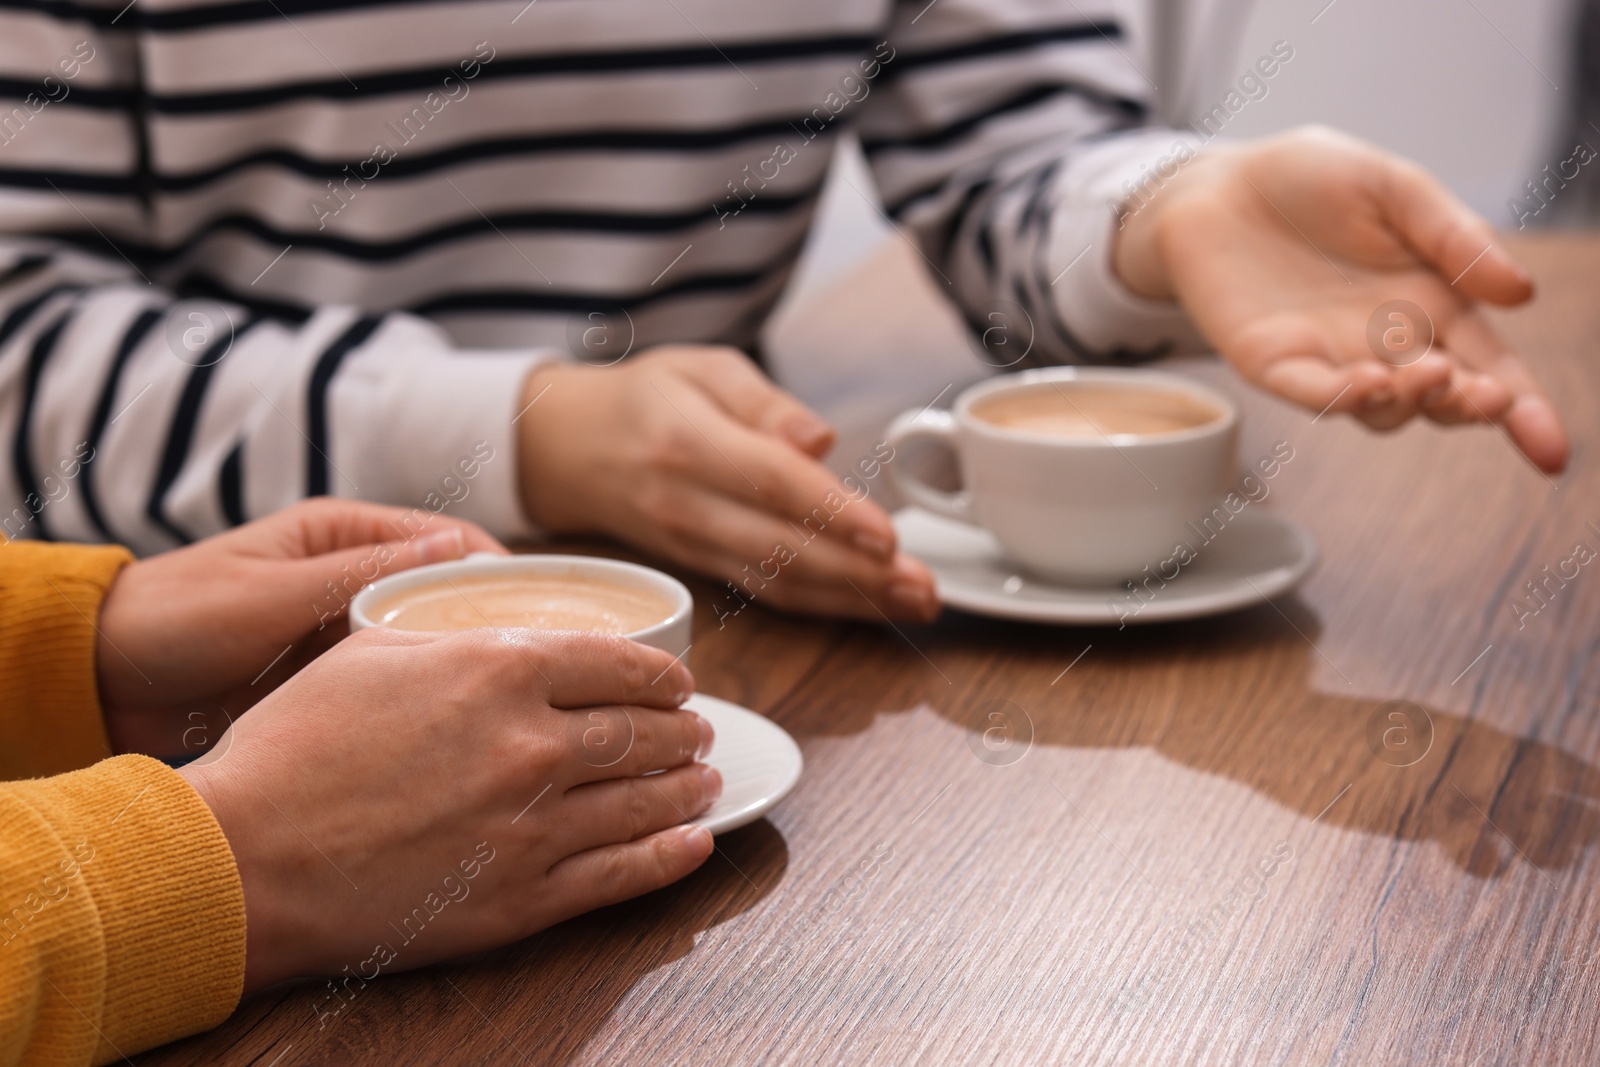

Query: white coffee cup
left=350, top=553, right=694, bottom=659
left=885, top=367, right=1238, bottom=585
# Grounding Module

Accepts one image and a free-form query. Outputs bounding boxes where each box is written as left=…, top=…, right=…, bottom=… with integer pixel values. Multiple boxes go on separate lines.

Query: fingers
left=1445, top=312, right=1565, bottom=444
left=544, top=823, right=714, bottom=915
left=282, top=524, right=481, bottom=629
left=1369, top=158, right=1566, bottom=469
left=1504, top=395, right=1570, bottom=473
left=506, top=630, right=694, bottom=709
left=659, top=390, right=899, bottom=561
left=1409, top=315, right=1513, bottom=425
left=1421, top=312, right=1569, bottom=471
left=1238, top=315, right=1457, bottom=431
left=1245, top=305, right=1570, bottom=473
left=761, top=553, right=937, bottom=620
left=668, top=347, right=837, bottom=457
left=1245, top=312, right=1395, bottom=414
left=274, top=498, right=508, bottom=559
left=1349, top=355, right=1454, bottom=431
left=561, top=763, right=721, bottom=847
left=1379, top=160, right=1533, bottom=307
left=560, top=705, right=712, bottom=784
left=299, top=524, right=469, bottom=588
left=651, top=486, right=938, bottom=621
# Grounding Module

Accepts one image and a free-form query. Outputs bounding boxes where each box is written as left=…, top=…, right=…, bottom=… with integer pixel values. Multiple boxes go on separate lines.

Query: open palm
left=1122, top=127, right=1568, bottom=472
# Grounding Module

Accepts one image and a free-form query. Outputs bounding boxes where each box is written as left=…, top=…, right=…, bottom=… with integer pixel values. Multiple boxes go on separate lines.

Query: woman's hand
left=1114, top=125, right=1569, bottom=473
left=515, top=346, right=938, bottom=622
left=96, top=498, right=506, bottom=757
left=178, top=627, right=718, bottom=993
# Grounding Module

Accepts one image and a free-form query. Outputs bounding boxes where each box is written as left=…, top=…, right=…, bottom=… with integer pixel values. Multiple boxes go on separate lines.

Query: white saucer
left=681, top=693, right=802, bottom=834
left=893, top=507, right=1318, bottom=626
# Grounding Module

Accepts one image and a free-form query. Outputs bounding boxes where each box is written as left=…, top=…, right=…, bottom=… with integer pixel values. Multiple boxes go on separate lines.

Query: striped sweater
left=0, top=0, right=1197, bottom=553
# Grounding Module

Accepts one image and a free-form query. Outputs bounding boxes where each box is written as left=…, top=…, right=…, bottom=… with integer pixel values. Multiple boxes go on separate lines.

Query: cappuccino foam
left=372, top=573, right=674, bottom=634
left=973, top=384, right=1221, bottom=439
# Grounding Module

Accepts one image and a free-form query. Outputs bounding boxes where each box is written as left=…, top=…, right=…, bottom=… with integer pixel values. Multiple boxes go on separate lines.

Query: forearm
left=0, top=244, right=548, bottom=554
left=864, top=0, right=1203, bottom=364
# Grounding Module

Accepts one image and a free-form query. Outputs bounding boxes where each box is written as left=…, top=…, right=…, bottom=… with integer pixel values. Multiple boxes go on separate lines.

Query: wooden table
left=141, top=233, right=1600, bottom=1066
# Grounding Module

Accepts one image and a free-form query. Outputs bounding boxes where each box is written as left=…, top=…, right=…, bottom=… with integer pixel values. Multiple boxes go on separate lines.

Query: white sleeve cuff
left=1046, top=129, right=1210, bottom=355
left=331, top=316, right=564, bottom=543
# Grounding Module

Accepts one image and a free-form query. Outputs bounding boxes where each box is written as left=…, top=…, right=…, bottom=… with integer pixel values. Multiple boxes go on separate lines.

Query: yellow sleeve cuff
left=0, top=755, right=247, bottom=1065
left=0, top=542, right=134, bottom=781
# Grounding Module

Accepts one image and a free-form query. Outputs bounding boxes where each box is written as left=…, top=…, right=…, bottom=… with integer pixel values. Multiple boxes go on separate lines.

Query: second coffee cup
left=885, top=367, right=1238, bottom=586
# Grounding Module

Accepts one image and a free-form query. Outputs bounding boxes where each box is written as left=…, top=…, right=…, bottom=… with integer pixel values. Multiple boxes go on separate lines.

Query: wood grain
left=138, top=233, right=1600, bottom=1066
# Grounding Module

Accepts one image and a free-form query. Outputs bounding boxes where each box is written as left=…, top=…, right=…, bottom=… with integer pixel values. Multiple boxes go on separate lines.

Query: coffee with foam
left=972, top=384, right=1222, bottom=439
left=370, top=573, right=675, bottom=634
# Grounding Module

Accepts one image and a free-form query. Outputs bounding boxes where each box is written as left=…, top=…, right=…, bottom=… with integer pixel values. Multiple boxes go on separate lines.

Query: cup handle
left=885, top=407, right=975, bottom=523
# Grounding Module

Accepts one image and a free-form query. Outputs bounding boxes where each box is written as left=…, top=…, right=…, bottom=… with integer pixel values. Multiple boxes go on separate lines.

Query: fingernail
left=698, top=764, right=723, bottom=801
left=781, top=412, right=834, bottom=451
left=1420, top=383, right=1450, bottom=406
left=415, top=527, right=466, bottom=564
left=853, top=530, right=893, bottom=560
left=678, top=824, right=714, bottom=853
left=1490, top=246, right=1534, bottom=287
left=888, top=581, right=937, bottom=618
left=694, top=714, right=715, bottom=759
left=891, top=552, right=932, bottom=583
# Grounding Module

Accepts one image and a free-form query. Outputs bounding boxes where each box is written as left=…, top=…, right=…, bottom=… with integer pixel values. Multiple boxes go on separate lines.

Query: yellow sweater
left=0, top=543, right=246, bottom=1066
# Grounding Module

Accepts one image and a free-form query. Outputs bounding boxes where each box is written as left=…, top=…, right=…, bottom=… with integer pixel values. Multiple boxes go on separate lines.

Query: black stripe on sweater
left=142, top=0, right=441, bottom=28
left=0, top=0, right=460, bottom=29
left=78, top=304, right=162, bottom=542
left=218, top=440, right=246, bottom=526
left=172, top=232, right=806, bottom=323
left=10, top=300, right=78, bottom=540
left=0, top=254, right=53, bottom=289
left=0, top=78, right=135, bottom=109
left=146, top=314, right=262, bottom=545
left=0, top=113, right=844, bottom=196
left=862, top=82, right=1143, bottom=155
left=0, top=36, right=876, bottom=115
left=152, top=118, right=842, bottom=193
left=0, top=0, right=136, bottom=26
left=881, top=22, right=1126, bottom=80
left=408, top=244, right=803, bottom=318
left=0, top=283, right=78, bottom=353
left=170, top=273, right=313, bottom=324
left=146, top=36, right=879, bottom=114
left=305, top=314, right=383, bottom=496
left=0, top=167, right=136, bottom=195
left=0, top=0, right=133, bottom=28
left=882, top=117, right=1140, bottom=219
left=32, top=187, right=821, bottom=266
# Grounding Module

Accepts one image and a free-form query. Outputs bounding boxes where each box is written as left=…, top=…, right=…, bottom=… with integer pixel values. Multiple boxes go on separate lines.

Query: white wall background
left=1194, top=0, right=1577, bottom=220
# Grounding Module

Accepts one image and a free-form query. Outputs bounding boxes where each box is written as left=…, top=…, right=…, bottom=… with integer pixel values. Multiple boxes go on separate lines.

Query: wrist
left=94, top=563, right=147, bottom=752
left=1110, top=147, right=1232, bottom=302
left=180, top=758, right=303, bottom=992
left=515, top=360, right=594, bottom=533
